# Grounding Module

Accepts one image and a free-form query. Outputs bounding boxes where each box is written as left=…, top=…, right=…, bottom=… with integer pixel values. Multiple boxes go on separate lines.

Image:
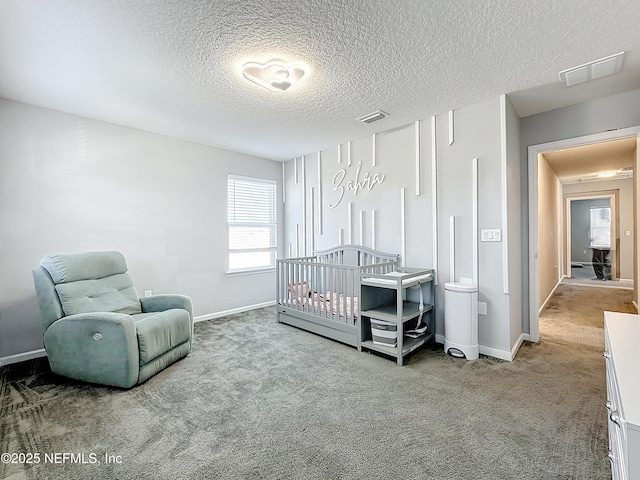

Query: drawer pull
left=605, top=401, right=613, bottom=412
left=607, top=450, right=615, bottom=463
left=609, top=411, right=621, bottom=427
left=603, top=351, right=611, bottom=359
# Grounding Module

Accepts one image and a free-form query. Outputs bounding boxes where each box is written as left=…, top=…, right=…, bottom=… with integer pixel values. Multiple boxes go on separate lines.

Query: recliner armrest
left=44, top=312, right=139, bottom=388
left=140, top=294, right=194, bottom=350
left=140, top=294, right=193, bottom=320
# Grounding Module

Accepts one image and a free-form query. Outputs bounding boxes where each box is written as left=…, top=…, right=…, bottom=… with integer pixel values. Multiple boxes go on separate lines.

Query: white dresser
left=604, top=312, right=640, bottom=480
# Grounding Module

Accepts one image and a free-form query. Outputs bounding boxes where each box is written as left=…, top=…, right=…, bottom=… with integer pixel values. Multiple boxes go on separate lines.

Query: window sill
left=226, top=268, right=276, bottom=277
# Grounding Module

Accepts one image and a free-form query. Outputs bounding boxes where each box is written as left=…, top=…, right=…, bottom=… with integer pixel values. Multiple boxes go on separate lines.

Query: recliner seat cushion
left=55, top=273, right=142, bottom=316
left=133, top=309, right=190, bottom=365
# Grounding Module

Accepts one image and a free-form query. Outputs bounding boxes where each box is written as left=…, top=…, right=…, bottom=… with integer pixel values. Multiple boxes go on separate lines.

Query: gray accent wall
left=519, top=88, right=640, bottom=333
left=284, top=96, right=523, bottom=359
left=0, top=99, right=282, bottom=360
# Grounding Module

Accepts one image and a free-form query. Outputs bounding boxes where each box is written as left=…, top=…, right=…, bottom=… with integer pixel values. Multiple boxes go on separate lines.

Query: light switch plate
left=480, top=229, right=501, bottom=242
left=478, top=302, right=487, bottom=315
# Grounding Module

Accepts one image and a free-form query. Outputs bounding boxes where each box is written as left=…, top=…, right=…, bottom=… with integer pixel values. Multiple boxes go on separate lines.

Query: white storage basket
left=371, top=318, right=397, bottom=347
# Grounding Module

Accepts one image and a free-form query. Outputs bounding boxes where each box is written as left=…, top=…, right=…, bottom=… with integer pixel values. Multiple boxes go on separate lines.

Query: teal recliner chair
left=32, top=251, right=193, bottom=388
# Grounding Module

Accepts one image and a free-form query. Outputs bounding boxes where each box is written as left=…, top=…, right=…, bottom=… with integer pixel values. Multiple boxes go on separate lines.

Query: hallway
left=539, top=283, right=635, bottom=347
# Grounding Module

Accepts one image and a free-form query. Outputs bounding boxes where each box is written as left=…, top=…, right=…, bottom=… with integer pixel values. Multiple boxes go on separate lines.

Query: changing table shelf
left=361, top=335, right=429, bottom=358
left=359, top=267, right=435, bottom=366
left=361, top=302, right=433, bottom=323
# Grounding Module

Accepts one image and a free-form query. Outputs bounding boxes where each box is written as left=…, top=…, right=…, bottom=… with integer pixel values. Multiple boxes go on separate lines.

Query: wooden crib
left=276, top=245, right=398, bottom=348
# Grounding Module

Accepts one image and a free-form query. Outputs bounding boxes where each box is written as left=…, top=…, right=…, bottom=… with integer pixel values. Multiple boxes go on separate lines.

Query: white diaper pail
left=444, top=282, right=479, bottom=360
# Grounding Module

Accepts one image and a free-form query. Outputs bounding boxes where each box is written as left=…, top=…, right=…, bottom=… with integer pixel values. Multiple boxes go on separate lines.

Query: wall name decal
left=328, top=161, right=386, bottom=208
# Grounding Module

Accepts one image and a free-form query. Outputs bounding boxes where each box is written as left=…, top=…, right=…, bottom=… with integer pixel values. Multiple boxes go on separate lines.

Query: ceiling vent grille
left=357, top=110, right=389, bottom=124
left=559, top=52, right=625, bottom=87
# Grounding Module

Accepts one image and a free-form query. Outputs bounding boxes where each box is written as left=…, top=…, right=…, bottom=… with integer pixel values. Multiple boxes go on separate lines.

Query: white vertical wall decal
left=415, top=120, right=421, bottom=196
left=347, top=141, right=352, bottom=167
left=371, top=210, right=378, bottom=250
left=282, top=161, right=286, bottom=203
left=372, top=133, right=376, bottom=167
left=294, top=157, right=298, bottom=184
left=338, top=144, right=342, bottom=164
left=339, top=228, right=344, bottom=245
left=449, top=216, right=456, bottom=282
left=295, top=224, right=300, bottom=257
left=348, top=202, right=353, bottom=244
left=400, top=188, right=406, bottom=267
left=359, top=211, right=365, bottom=246
left=310, top=187, right=315, bottom=254
left=302, top=155, right=307, bottom=255
left=317, top=151, right=323, bottom=234
left=500, top=95, right=510, bottom=294
left=371, top=210, right=377, bottom=250
left=448, top=110, right=455, bottom=146
left=431, top=116, right=439, bottom=285
left=472, top=158, right=478, bottom=286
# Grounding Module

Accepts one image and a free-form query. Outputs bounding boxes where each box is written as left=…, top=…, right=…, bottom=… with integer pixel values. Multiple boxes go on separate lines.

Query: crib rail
left=276, top=255, right=396, bottom=326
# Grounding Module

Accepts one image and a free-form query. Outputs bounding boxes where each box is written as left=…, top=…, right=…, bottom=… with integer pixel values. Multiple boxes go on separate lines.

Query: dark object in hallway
left=591, top=248, right=610, bottom=280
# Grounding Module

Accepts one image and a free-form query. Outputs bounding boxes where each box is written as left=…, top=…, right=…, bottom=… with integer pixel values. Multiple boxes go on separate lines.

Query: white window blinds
left=227, top=175, right=277, bottom=272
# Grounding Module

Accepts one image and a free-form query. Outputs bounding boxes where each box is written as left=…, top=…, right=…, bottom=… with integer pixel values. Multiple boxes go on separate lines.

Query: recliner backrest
left=33, top=251, right=141, bottom=330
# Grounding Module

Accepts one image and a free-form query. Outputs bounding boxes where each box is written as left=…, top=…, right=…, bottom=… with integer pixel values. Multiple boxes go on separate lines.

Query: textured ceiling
left=1, top=0, right=640, bottom=161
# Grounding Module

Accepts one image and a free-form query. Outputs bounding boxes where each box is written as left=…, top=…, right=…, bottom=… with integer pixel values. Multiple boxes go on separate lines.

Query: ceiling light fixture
left=242, top=59, right=306, bottom=92
left=596, top=170, right=618, bottom=178
left=357, top=110, right=389, bottom=124
left=559, top=52, right=625, bottom=87
left=579, top=168, right=633, bottom=183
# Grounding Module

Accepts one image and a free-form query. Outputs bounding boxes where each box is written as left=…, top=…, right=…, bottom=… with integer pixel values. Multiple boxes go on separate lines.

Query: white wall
left=284, top=96, right=523, bottom=359
left=0, top=99, right=282, bottom=361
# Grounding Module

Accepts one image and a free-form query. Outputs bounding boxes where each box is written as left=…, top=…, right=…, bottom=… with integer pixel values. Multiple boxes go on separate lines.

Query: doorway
left=565, top=194, right=617, bottom=285
left=528, top=126, right=640, bottom=342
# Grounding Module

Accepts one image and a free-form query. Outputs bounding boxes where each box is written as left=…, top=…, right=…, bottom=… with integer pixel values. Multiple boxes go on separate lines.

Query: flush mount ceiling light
left=559, top=51, right=625, bottom=87
left=356, top=110, right=389, bottom=124
left=242, top=59, right=306, bottom=92
left=579, top=168, right=633, bottom=183
left=596, top=170, right=618, bottom=178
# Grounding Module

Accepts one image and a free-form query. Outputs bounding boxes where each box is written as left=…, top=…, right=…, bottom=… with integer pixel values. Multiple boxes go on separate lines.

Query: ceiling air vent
left=357, top=110, right=389, bottom=124
left=559, top=52, right=625, bottom=87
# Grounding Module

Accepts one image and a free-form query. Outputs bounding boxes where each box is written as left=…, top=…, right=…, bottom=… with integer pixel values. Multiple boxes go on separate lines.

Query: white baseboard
left=194, top=301, right=276, bottom=323
left=539, top=277, right=563, bottom=315
left=435, top=333, right=515, bottom=361
left=509, top=333, right=525, bottom=359
left=0, top=348, right=47, bottom=368
left=1, top=303, right=276, bottom=366
left=522, top=333, right=531, bottom=342
left=478, top=344, right=513, bottom=361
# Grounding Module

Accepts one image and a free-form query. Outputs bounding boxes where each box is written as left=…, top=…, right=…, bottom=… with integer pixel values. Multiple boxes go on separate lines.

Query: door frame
left=528, top=126, right=640, bottom=343
left=565, top=193, right=617, bottom=280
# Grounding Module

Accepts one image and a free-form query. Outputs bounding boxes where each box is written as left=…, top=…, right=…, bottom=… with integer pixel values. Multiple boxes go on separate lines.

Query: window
left=589, top=206, right=611, bottom=249
left=227, top=175, right=277, bottom=273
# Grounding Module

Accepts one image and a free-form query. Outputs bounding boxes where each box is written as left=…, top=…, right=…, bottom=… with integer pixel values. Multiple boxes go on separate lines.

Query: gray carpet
left=1, top=285, right=634, bottom=479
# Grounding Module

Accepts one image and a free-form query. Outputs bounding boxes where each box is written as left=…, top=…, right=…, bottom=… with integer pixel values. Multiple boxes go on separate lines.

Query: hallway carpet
left=0, top=285, right=634, bottom=479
